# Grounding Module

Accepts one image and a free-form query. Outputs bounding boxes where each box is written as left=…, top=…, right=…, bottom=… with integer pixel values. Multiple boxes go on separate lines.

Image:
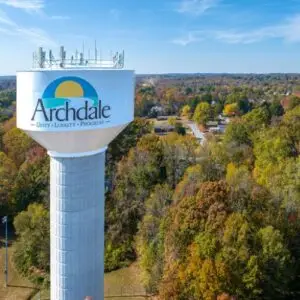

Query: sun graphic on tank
left=42, top=76, right=98, bottom=109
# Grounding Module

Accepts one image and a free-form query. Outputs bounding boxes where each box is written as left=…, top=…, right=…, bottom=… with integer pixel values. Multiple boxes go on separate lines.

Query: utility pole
left=2, top=216, right=8, bottom=288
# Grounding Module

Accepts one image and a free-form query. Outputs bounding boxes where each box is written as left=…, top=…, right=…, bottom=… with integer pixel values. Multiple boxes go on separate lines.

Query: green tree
left=181, top=104, right=191, bottom=118
left=136, top=184, right=173, bottom=293
left=105, top=134, right=164, bottom=271
left=269, top=100, right=284, bottom=117
left=0, top=152, right=17, bottom=214
left=11, top=153, right=49, bottom=213
left=282, top=105, right=300, bottom=152
left=242, top=107, right=270, bottom=132
left=193, top=102, right=211, bottom=126
left=185, top=87, right=193, bottom=95
left=253, top=128, right=293, bottom=187
left=13, top=204, right=50, bottom=287
left=258, top=226, right=292, bottom=298
left=106, top=118, right=153, bottom=176
left=168, top=116, right=177, bottom=126
left=288, top=95, right=300, bottom=110
left=161, top=133, right=198, bottom=188
left=3, top=127, right=33, bottom=167
left=224, top=118, right=251, bottom=146
left=174, top=123, right=186, bottom=135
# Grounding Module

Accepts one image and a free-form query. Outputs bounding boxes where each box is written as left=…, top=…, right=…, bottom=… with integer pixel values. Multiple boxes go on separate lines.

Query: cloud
left=0, top=8, right=56, bottom=46
left=173, top=14, right=300, bottom=46
left=172, top=32, right=199, bottom=46
left=0, top=0, right=70, bottom=20
left=177, top=0, right=220, bottom=15
left=0, top=0, right=44, bottom=12
left=0, top=26, right=14, bottom=34
left=213, top=15, right=300, bottom=44
left=0, top=8, right=15, bottom=26
left=16, top=27, right=57, bottom=47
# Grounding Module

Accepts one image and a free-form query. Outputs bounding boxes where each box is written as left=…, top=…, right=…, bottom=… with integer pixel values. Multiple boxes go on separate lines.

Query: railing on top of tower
left=32, top=46, right=125, bottom=70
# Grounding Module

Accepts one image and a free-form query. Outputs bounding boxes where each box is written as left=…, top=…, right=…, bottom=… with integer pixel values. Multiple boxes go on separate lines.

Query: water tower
left=17, top=46, right=135, bottom=300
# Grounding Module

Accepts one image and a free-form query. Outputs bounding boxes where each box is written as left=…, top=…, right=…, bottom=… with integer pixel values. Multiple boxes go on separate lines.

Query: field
left=0, top=244, right=38, bottom=300
left=4, top=261, right=148, bottom=300
left=104, top=263, right=147, bottom=299
left=30, top=263, right=148, bottom=300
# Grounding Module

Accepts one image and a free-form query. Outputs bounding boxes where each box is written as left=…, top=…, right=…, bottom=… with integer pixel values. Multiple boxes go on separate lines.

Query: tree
left=105, top=134, right=164, bottom=271
left=3, top=127, right=33, bottom=167
left=161, top=133, right=198, bottom=188
left=223, top=103, right=239, bottom=116
left=258, top=226, right=292, bottom=298
left=269, top=100, right=284, bottom=117
left=181, top=105, right=191, bottom=118
left=253, top=128, right=293, bottom=188
left=242, top=107, right=270, bottom=132
left=214, top=102, right=224, bottom=117
left=185, top=87, right=193, bottom=95
left=224, top=118, right=251, bottom=146
left=282, top=105, right=300, bottom=152
left=106, top=118, right=153, bottom=176
left=0, top=152, right=17, bottom=214
left=193, top=102, right=211, bottom=126
left=287, top=95, right=300, bottom=110
left=167, top=117, right=177, bottom=126
left=238, top=98, right=251, bottom=114
left=106, top=133, right=199, bottom=271
left=11, top=153, right=49, bottom=213
left=136, top=184, right=173, bottom=293
left=13, top=204, right=50, bottom=287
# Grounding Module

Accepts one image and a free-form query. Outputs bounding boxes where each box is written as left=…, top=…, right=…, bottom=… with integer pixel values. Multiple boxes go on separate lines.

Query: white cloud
left=16, top=27, right=57, bottom=47
left=177, top=0, right=220, bottom=15
left=173, top=14, right=300, bottom=46
left=213, top=15, right=300, bottom=44
left=0, top=8, right=15, bottom=26
left=0, top=26, right=14, bottom=34
left=0, top=0, right=70, bottom=20
left=0, top=2, right=59, bottom=46
left=172, top=32, right=199, bottom=46
left=0, top=9, right=56, bottom=46
left=0, top=0, right=44, bottom=12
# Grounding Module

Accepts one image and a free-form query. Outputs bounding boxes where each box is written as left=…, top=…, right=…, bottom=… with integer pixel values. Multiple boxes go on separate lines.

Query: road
left=186, top=122, right=205, bottom=145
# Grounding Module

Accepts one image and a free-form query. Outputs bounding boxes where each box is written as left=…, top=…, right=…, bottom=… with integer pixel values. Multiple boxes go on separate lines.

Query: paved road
left=187, top=122, right=205, bottom=144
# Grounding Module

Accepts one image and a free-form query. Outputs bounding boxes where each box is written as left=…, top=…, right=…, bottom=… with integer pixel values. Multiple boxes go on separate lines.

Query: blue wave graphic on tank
left=42, top=76, right=98, bottom=109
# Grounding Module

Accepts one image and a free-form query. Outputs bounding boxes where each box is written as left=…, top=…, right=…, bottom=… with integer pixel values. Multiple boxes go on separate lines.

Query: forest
left=0, top=74, right=299, bottom=299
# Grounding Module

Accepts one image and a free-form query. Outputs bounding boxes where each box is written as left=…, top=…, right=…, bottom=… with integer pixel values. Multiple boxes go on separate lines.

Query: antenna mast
left=32, top=45, right=125, bottom=69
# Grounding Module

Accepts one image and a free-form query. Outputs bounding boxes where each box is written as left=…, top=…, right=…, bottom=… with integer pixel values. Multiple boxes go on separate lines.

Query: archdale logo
left=31, top=76, right=111, bottom=122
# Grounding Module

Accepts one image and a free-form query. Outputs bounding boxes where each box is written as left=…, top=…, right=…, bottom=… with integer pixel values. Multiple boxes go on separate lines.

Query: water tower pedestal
left=50, top=150, right=106, bottom=300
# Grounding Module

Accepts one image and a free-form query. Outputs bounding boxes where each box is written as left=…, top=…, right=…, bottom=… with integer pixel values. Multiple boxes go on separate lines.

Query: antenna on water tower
left=95, top=40, right=97, bottom=63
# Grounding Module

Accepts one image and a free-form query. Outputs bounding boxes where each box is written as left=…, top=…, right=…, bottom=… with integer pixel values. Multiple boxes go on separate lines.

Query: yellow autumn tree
left=223, top=103, right=239, bottom=116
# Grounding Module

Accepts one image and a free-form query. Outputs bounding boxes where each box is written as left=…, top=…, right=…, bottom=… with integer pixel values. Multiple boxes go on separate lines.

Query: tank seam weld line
left=48, top=147, right=107, bottom=158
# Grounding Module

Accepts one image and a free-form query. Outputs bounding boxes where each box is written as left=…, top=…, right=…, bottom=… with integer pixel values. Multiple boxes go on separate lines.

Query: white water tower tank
left=17, top=66, right=135, bottom=300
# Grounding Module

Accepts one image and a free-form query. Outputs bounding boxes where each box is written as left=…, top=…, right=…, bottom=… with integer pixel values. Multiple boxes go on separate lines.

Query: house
left=206, top=121, right=219, bottom=127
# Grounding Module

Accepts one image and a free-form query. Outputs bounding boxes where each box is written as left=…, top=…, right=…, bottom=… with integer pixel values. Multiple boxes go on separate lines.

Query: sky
left=1, top=0, right=300, bottom=74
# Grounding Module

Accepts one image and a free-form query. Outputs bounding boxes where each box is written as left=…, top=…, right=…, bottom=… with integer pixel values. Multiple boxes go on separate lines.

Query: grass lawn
left=31, top=263, right=147, bottom=300
left=0, top=244, right=38, bottom=300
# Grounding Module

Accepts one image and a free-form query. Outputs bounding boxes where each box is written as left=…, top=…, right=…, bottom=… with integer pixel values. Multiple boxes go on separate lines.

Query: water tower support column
left=50, top=149, right=106, bottom=300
